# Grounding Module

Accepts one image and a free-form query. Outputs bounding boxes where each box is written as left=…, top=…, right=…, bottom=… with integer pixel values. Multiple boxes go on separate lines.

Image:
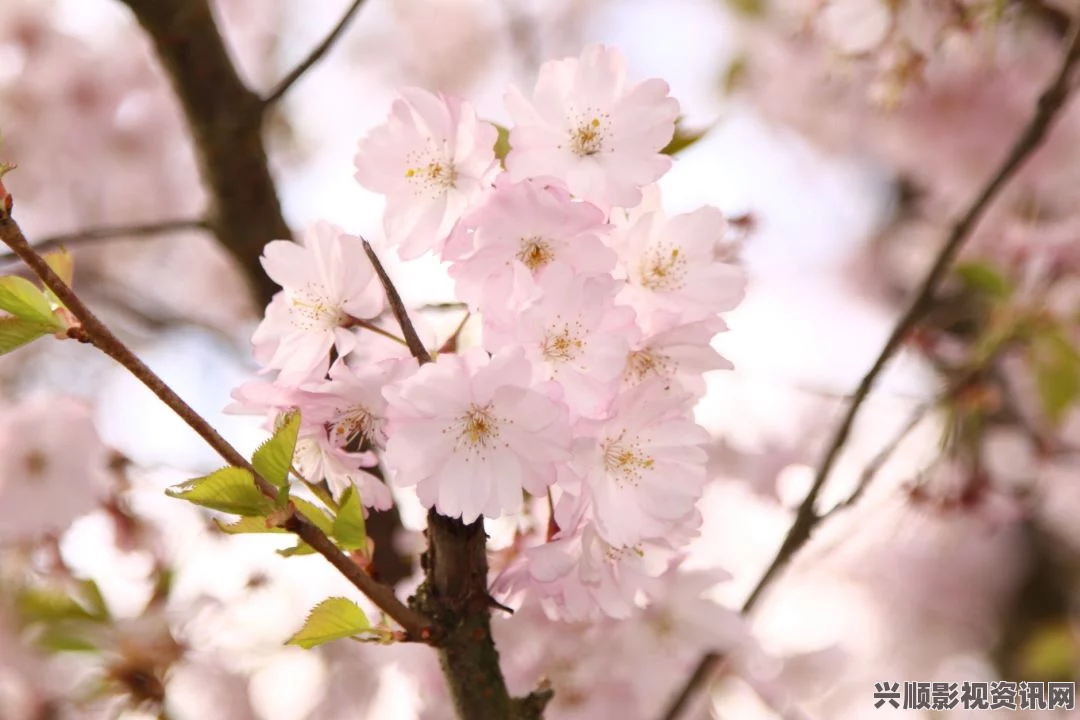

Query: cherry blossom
left=484, top=265, right=637, bottom=419
left=382, top=348, right=573, bottom=523
left=250, top=221, right=383, bottom=384
left=575, top=380, right=710, bottom=546
left=0, top=396, right=112, bottom=542
left=504, top=44, right=679, bottom=210
left=609, top=205, right=746, bottom=326
left=354, top=87, right=499, bottom=259
left=445, top=176, right=615, bottom=314
left=300, top=358, right=417, bottom=452
left=292, top=434, right=391, bottom=508
left=622, top=314, right=734, bottom=399
left=496, top=516, right=671, bottom=622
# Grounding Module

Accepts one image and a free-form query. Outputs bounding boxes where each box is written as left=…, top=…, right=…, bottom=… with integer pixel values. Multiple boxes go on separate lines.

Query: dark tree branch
left=421, top=511, right=515, bottom=720
left=364, top=239, right=526, bottom=719
left=659, top=20, right=1080, bottom=720
left=0, top=207, right=431, bottom=641
left=115, top=0, right=414, bottom=587
left=117, top=0, right=290, bottom=307
left=261, top=0, right=369, bottom=108
left=0, top=218, right=209, bottom=261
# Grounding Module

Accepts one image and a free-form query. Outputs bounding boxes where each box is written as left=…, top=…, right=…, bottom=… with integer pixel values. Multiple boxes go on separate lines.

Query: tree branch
left=117, top=0, right=290, bottom=306
left=363, top=239, right=523, bottom=719
left=0, top=208, right=431, bottom=641
left=659, top=20, right=1080, bottom=720
left=0, top=218, right=209, bottom=262
left=362, top=240, right=432, bottom=363
left=261, top=0, right=369, bottom=108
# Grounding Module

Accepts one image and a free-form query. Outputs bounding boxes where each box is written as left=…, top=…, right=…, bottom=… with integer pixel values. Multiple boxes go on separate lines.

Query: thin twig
left=820, top=403, right=930, bottom=519
left=659, top=21, right=1080, bottom=720
left=437, top=311, right=471, bottom=355
left=0, top=218, right=209, bottom=262
left=262, top=0, right=369, bottom=108
left=361, top=240, right=432, bottom=364
left=0, top=210, right=431, bottom=641
left=344, top=315, right=408, bottom=347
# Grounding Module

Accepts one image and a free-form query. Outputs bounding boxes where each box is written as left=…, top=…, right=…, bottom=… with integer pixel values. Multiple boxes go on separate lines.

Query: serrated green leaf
left=954, top=261, right=1013, bottom=299
left=274, top=497, right=334, bottom=557
left=493, top=123, right=511, bottom=163
left=286, top=597, right=370, bottom=649
left=252, top=409, right=300, bottom=494
left=16, top=586, right=101, bottom=624
left=332, top=486, right=367, bottom=552
left=0, top=276, right=61, bottom=326
left=1032, top=330, right=1080, bottom=425
left=0, top=316, right=53, bottom=355
left=293, top=497, right=334, bottom=535
left=215, top=515, right=289, bottom=534
left=166, top=466, right=271, bottom=516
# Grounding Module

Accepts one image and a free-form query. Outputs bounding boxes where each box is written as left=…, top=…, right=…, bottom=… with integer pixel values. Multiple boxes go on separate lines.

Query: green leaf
left=1032, top=330, right=1080, bottom=425
left=293, top=497, right=334, bottom=535
left=215, top=497, right=332, bottom=553
left=37, top=626, right=100, bottom=653
left=286, top=597, right=370, bottom=649
left=15, top=586, right=102, bottom=624
left=662, top=119, right=709, bottom=156
left=252, top=409, right=301, bottom=494
left=332, top=486, right=367, bottom=552
left=273, top=498, right=334, bottom=557
left=954, top=261, right=1013, bottom=299
left=166, top=466, right=272, bottom=517
left=42, top=249, right=74, bottom=308
left=493, top=123, right=511, bottom=163
left=0, top=276, right=61, bottom=326
left=74, top=579, right=110, bottom=622
left=214, top=515, right=289, bottom=535
left=0, top=316, right=53, bottom=355
left=277, top=541, right=317, bottom=557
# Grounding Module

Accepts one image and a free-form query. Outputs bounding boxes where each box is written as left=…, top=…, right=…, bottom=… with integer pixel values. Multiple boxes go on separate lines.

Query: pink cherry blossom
left=382, top=348, right=572, bottom=523
left=0, top=396, right=112, bottom=543
left=250, top=221, right=383, bottom=384
left=576, top=379, right=710, bottom=546
left=496, top=516, right=671, bottom=622
left=293, top=434, right=391, bottom=509
left=354, top=87, right=499, bottom=259
left=609, top=206, right=746, bottom=326
left=300, top=357, right=417, bottom=452
left=445, top=176, right=615, bottom=313
left=623, top=314, right=734, bottom=399
left=504, top=44, right=680, bottom=210
left=484, top=265, right=638, bottom=419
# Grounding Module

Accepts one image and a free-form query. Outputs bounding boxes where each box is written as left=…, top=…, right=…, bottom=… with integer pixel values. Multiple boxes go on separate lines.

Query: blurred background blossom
left=1, top=0, right=1079, bottom=718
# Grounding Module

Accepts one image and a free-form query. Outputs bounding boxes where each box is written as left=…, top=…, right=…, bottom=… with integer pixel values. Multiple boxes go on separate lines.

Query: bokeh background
left=2, top=0, right=1079, bottom=718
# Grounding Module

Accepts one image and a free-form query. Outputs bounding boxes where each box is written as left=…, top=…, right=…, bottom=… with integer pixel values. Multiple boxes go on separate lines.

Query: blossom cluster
left=232, top=44, right=746, bottom=620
